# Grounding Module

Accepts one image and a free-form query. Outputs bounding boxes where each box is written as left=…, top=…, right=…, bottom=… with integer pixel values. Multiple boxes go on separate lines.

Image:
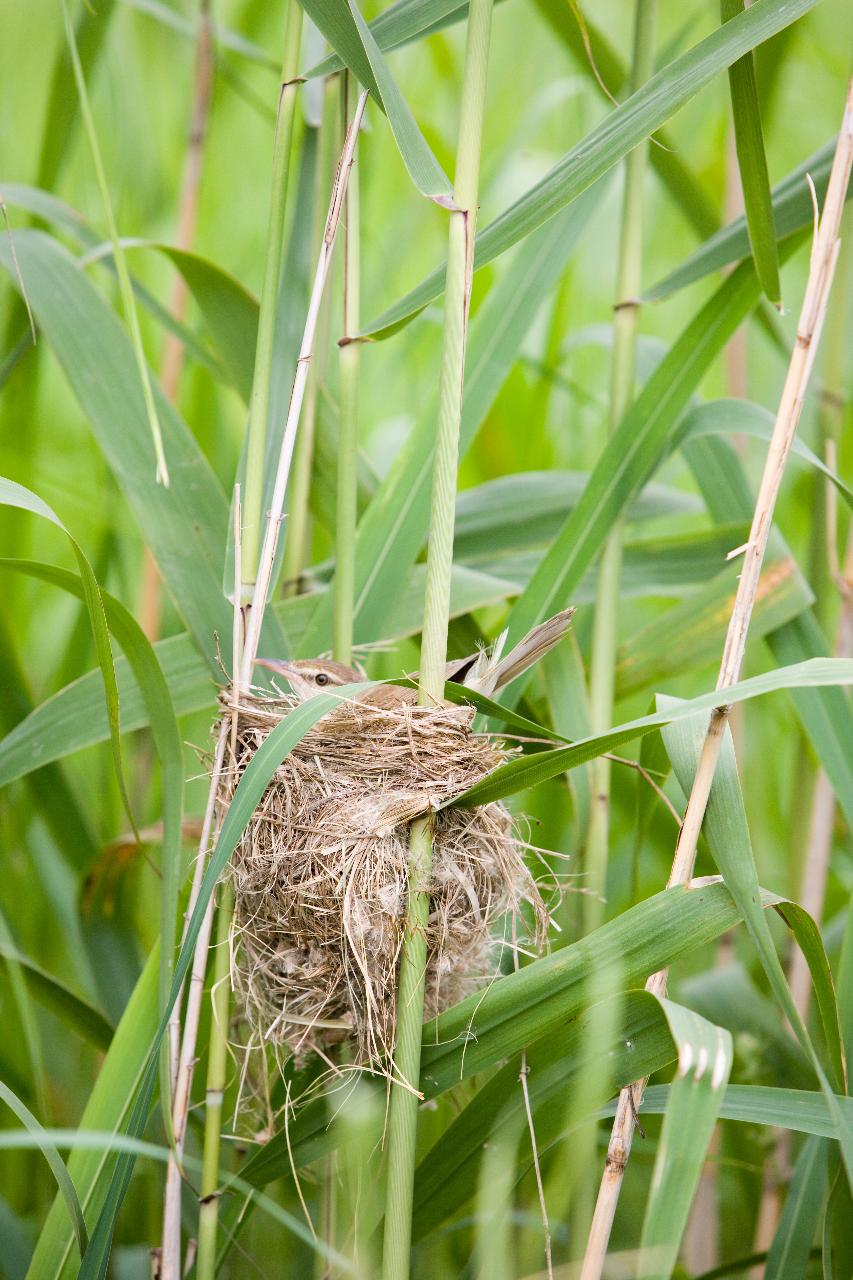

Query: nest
left=218, top=688, right=548, bottom=1067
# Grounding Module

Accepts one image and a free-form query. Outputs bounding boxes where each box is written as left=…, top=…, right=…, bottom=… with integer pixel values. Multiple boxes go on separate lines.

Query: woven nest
left=218, top=688, right=549, bottom=1067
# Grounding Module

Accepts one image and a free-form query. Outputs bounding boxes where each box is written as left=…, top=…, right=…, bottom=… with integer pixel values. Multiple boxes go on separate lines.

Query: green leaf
left=0, top=1081, right=88, bottom=1262
left=531, top=0, right=719, bottom=238
left=241, top=879, right=816, bottom=1190
left=411, top=991, right=675, bottom=1244
left=0, top=545, right=184, bottom=1140
left=637, top=1083, right=853, bottom=1138
left=616, top=550, right=814, bottom=698
left=678, top=398, right=853, bottom=508
left=26, top=949, right=159, bottom=1280
left=297, top=0, right=452, bottom=202
left=684, top=432, right=853, bottom=832
left=636, top=999, right=732, bottom=1280
left=0, top=230, right=231, bottom=667
left=0, top=935, right=113, bottom=1053
left=645, top=138, right=840, bottom=300
left=297, top=191, right=602, bottom=656
left=360, top=0, right=820, bottom=337
left=495, top=258, right=764, bottom=693
left=765, top=1136, right=828, bottom=1280
left=306, top=0, right=491, bottom=79
left=721, top=0, right=781, bottom=304
left=661, top=699, right=853, bottom=1192
left=447, top=659, right=853, bottom=807
left=0, top=480, right=136, bottom=842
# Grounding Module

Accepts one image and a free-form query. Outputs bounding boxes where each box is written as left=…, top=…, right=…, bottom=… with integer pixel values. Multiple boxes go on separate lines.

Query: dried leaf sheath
left=218, top=691, right=548, bottom=1065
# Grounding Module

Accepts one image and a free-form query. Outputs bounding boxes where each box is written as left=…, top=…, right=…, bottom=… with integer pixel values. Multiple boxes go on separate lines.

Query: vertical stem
left=195, top=880, right=234, bottom=1280
left=583, top=0, right=656, bottom=939
left=580, top=77, right=853, bottom=1280
left=140, top=0, right=213, bottom=643
left=334, top=72, right=361, bottom=666
left=239, top=91, right=368, bottom=686
left=282, top=74, right=342, bottom=598
left=241, top=0, right=304, bottom=591
left=381, top=4, right=493, bottom=1277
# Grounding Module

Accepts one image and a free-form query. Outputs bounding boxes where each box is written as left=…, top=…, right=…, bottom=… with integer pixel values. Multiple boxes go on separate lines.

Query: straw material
left=218, top=690, right=548, bottom=1065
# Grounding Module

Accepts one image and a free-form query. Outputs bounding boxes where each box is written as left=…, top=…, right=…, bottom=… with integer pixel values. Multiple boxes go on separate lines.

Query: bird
left=255, top=607, right=575, bottom=710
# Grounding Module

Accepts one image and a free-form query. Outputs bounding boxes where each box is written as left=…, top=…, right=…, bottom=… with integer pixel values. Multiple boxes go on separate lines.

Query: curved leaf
left=360, top=0, right=820, bottom=337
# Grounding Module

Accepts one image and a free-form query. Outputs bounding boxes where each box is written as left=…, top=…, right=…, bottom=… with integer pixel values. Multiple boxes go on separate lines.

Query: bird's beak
left=255, top=658, right=300, bottom=683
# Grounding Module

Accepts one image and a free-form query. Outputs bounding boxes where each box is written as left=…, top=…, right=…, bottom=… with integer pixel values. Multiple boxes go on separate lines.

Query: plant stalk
left=382, top=3, right=493, bottom=1276
left=580, top=76, right=853, bottom=1280
left=584, top=0, right=657, bottom=940
left=195, top=880, right=234, bottom=1280
left=333, top=72, right=361, bottom=666
left=282, top=73, right=342, bottom=598
left=240, top=0, right=304, bottom=591
left=240, top=91, right=368, bottom=686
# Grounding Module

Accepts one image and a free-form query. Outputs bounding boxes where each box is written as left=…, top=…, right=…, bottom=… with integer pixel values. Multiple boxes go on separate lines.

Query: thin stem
left=334, top=72, right=361, bottom=666
left=282, top=74, right=342, bottom=599
left=584, top=0, right=657, bottom=939
left=580, top=76, right=853, bottom=1280
left=381, top=4, right=493, bottom=1277
left=240, top=92, right=369, bottom=686
left=241, top=0, right=304, bottom=589
left=160, top=722, right=228, bottom=1279
left=195, top=880, right=234, bottom=1280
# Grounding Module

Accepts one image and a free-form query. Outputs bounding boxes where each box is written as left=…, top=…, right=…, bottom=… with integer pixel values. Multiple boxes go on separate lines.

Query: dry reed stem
left=160, top=718, right=228, bottom=1280
left=239, top=90, right=368, bottom=687
left=580, top=76, right=853, bottom=1280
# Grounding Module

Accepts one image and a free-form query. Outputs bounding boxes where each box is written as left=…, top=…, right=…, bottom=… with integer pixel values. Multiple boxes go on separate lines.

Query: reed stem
left=240, top=0, right=304, bottom=591
left=382, top=4, right=493, bottom=1276
left=334, top=71, right=361, bottom=666
left=580, top=75, right=853, bottom=1280
left=195, top=881, right=234, bottom=1280
left=282, top=74, right=342, bottom=599
left=584, top=0, right=656, bottom=939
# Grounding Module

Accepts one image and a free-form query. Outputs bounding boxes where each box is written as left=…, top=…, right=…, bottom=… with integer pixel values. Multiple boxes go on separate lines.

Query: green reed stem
left=283, top=74, right=341, bottom=599
left=195, top=883, right=233, bottom=1280
left=584, top=0, right=656, bottom=938
left=241, top=0, right=303, bottom=590
left=333, top=72, right=361, bottom=666
left=382, top=4, right=493, bottom=1276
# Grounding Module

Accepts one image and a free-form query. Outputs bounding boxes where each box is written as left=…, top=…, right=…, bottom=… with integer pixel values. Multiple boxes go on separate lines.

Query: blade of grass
left=360, top=0, right=821, bottom=338
left=0, top=1081, right=88, bottom=1262
left=62, top=0, right=169, bottom=485
left=0, top=230, right=231, bottom=666
left=645, top=139, right=842, bottom=300
left=0, top=934, right=113, bottom=1052
left=297, top=0, right=452, bottom=202
left=635, top=1000, right=732, bottom=1280
left=721, top=0, right=781, bottom=305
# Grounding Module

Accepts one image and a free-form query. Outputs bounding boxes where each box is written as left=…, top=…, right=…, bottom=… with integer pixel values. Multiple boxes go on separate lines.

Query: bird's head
left=255, top=657, right=362, bottom=701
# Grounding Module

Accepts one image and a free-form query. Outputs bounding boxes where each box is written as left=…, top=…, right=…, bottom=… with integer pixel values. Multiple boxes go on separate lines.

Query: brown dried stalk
left=580, top=76, right=853, bottom=1280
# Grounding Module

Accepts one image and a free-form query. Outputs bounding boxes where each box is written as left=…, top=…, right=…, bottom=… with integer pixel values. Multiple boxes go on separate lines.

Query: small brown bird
left=255, top=607, right=575, bottom=709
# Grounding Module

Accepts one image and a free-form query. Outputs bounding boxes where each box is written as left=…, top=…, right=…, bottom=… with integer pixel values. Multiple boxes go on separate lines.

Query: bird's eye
left=314, top=672, right=330, bottom=686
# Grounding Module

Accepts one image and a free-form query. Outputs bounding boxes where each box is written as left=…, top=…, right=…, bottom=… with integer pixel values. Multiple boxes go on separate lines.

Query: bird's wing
left=465, top=607, right=575, bottom=696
